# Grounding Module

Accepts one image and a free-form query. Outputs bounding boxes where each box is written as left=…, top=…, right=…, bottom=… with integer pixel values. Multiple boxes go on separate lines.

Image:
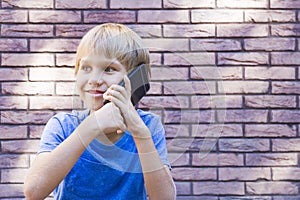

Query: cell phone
left=103, top=63, right=150, bottom=106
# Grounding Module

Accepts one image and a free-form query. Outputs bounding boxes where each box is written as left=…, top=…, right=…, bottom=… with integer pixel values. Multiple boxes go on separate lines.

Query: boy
left=24, top=23, right=176, bottom=200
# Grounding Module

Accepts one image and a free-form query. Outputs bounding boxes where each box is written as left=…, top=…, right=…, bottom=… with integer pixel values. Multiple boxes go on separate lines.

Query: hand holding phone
left=103, top=64, right=150, bottom=106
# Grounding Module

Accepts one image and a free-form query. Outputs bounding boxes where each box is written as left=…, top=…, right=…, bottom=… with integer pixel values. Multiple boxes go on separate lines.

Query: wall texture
left=0, top=0, right=300, bottom=199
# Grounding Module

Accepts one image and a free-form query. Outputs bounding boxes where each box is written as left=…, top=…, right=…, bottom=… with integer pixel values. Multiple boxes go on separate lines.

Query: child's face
left=76, top=55, right=127, bottom=111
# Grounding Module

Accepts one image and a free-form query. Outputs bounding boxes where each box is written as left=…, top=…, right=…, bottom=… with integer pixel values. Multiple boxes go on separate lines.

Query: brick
left=191, top=67, right=243, bottom=80
left=30, top=96, right=82, bottom=110
left=149, top=53, right=162, bottom=65
left=178, top=196, right=218, bottom=200
left=56, top=0, right=106, bottom=9
left=56, top=53, right=76, bottom=67
left=219, top=167, right=271, bottom=181
left=30, top=39, right=80, bottom=52
left=167, top=138, right=217, bottom=152
left=219, top=139, right=270, bottom=152
left=217, top=24, right=268, bottom=37
left=168, top=153, right=189, bottom=166
left=272, top=24, right=300, bottom=37
left=138, top=10, right=189, bottom=23
left=164, top=0, right=214, bottom=8
left=2, top=140, right=40, bottom=153
left=193, top=182, right=244, bottom=195
left=272, top=52, right=300, bottom=65
left=1, top=111, right=54, bottom=124
left=271, top=0, right=300, bottom=8
left=164, top=81, right=216, bottom=95
left=164, top=110, right=214, bottom=123
left=163, top=24, right=215, bottom=37
left=273, top=196, right=300, bottom=200
left=192, top=153, right=244, bottom=166
left=191, top=95, right=242, bottom=109
left=2, top=53, right=54, bottom=66
left=172, top=168, right=216, bottom=180
left=0, top=155, right=29, bottom=168
left=245, top=95, right=296, bottom=108
left=1, top=168, right=28, bottom=183
left=245, top=10, right=295, bottom=22
left=0, top=126, right=27, bottom=139
left=84, top=11, right=136, bottom=23
left=29, top=10, right=81, bottom=23
left=246, top=153, right=297, bottom=166
left=0, top=184, right=24, bottom=198
left=247, top=182, right=298, bottom=195
left=164, top=52, right=215, bottom=65
left=192, top=10, right=243, bottom=23
left=127, top=25, right=162, bottom=38
left=147, top=82, right=162, bottom=95
left=245, top=38, right=295, bottom=51
left=0, top=96, right=27, bottom=109
left=56, top=82, right=78, bottom=95
left=29, top=125, right=45, bottom=138
left=220, top=197, right=272, bottom=200
left=0, top=39, right=27, bottom=52
left=2, top=82, right=54, bottom=95
left=56, top=25, right=94, bottom=37
left=30, top=68, right=75, bottom=81
left=191, top=39, right=241, bottom=51
left=175, top=182, right=191, bottom=195
left=1, top=24, right=53, bottom=37
left=273, top=139, right=300, bottom=152
left=0, top=10, right=27, bottom=22
left=192, top=124, right=243, bottom=137
left=143, top=38, right=189, bottom=52
left=164, top=124, right=190, bottom=138
left=245, top=67, right=295, bottom=80
left=139, top=96, right=189, bottom=109
left=2, top=0, right=53, bottom=8
left=111, top=0, right=161, bottom=8
left=0, top=68, right=28, bottom=81
left=218, top=110, right=268, bottom=123
left=218, top=52, right=269, bottom=65
left=272, top=110, right=300, bottom=123
left=272, top=81, right=300, bottom=94
left=245, top=124, right=296, bottom=137
left=151, top=67, right=188, bottom=81
left=273, top=167, right=300, bottom=180
left=219, top=81, right=269, bottom=94
left=217, top=0, right=268, bottom=8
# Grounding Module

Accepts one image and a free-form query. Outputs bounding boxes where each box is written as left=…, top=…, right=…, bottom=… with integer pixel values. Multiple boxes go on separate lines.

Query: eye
left=81, top=65, right=92, bottom=72
left=104, top=66, right=116, bottom=73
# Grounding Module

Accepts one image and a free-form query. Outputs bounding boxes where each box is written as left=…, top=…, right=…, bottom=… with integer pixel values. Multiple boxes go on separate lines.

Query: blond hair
left=74, top=23, right=150, bottom=76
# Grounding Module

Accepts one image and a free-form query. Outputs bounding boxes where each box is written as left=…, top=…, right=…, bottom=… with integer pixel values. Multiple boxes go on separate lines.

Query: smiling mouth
left=87, top=90, right=104, bottom=97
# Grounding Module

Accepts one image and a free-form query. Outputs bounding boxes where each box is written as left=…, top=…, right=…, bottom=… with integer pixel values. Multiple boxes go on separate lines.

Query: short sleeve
left=147, top=115, right=171, bottom=170
left=38, top=116, right=66, bottom=154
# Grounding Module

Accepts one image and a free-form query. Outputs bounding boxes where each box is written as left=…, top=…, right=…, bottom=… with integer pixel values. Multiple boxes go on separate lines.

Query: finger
left=109, top=84, right=128, bottom=99
left=104, top=88, right=126, bottom=103
left=123, top=75, right=132, bottom=96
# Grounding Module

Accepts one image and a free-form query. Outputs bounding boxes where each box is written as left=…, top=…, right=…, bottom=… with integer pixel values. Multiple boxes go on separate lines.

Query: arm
left=104, top=76, right=176, bottom=199
left=133, top=130, right=176, bottom=200
left=24, top=104, right=126, bottom=200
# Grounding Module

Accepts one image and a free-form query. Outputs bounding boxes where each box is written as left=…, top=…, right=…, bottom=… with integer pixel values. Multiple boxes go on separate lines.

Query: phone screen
left=103, top=64, right=150, bottom=106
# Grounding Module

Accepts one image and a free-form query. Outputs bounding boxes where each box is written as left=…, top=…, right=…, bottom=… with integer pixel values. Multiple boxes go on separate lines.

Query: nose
left=88, top=71, right=104, bottom=86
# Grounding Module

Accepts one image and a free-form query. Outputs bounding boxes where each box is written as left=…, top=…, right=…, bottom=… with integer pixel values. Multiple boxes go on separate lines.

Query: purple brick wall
left=0, top=0, right=300, bottom=199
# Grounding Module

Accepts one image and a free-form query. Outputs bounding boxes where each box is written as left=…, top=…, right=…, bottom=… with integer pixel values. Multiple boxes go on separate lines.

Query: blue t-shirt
left=38, top=109, right=170, bottom=200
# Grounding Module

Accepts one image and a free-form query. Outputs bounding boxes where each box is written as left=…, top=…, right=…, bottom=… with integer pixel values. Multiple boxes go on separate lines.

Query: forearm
left=24, top=116, right=98, bottom=200
left=133, top=130, right=176, bottom=200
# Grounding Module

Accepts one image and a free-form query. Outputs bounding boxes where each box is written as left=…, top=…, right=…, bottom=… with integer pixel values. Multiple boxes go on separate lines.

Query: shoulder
left=137, top=109, right=161, bottom=125
left=52, top=109, right=90, bottom=126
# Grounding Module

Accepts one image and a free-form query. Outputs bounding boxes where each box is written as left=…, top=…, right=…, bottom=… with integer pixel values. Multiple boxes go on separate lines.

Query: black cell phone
left=103, top=63, right=150, bottom=106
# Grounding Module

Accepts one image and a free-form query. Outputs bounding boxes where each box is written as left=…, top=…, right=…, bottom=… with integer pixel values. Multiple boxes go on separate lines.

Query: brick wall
left=0, top=0, right=300, bottom=199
